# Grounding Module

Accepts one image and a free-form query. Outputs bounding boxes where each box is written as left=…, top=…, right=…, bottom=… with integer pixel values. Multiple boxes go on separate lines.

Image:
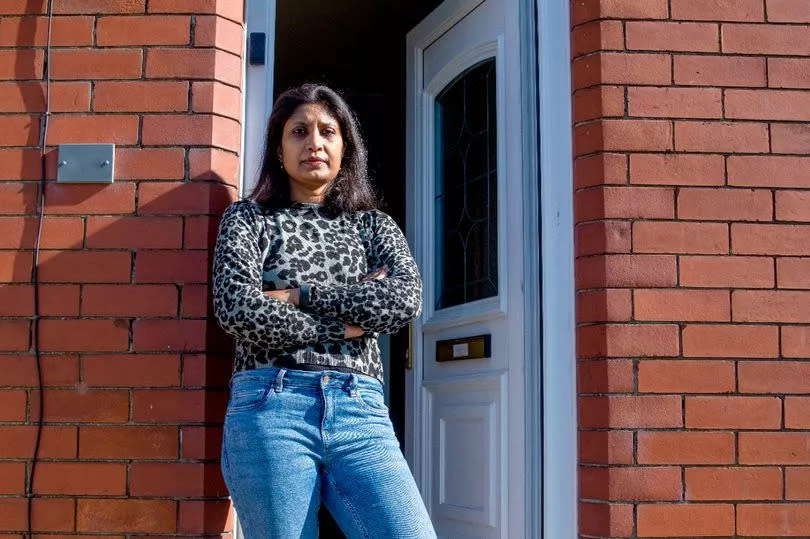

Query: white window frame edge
left=420, top=37, right=506, bottom=328
left=531, top=0, right=578, bottom=537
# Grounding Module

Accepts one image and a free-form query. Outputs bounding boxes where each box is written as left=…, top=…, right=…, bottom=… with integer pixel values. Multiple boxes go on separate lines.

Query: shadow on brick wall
left=2, top=150, right=237, bottom=533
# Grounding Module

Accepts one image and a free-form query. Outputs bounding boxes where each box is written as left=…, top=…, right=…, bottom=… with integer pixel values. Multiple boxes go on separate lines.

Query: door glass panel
left=434, top=57, right=498, bottom=310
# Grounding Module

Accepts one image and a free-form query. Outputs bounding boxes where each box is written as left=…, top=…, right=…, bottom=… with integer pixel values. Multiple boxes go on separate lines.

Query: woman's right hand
left=344, top=323, right=364, bottom=339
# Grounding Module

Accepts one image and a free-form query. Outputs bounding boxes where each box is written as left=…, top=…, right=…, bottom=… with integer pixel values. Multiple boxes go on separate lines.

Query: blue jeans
left=221, top=367, right=437, bottom=538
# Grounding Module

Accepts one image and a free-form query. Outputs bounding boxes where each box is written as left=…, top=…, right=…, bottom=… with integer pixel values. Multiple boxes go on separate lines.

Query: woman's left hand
left=264, top=288, right=300, bottom=305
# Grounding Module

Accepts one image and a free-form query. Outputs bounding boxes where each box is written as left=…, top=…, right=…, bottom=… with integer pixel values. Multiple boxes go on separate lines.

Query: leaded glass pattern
left=434, top=58, right=498, bottom=310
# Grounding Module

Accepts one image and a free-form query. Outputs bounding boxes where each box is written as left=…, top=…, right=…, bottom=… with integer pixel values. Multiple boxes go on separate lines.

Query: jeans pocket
left=227, top=380, right=271, bottom=413
left=355, top=386, right=389, bottom=416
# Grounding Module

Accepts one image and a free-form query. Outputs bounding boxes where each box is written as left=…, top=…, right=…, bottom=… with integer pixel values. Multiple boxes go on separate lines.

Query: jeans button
left=322, top=375, right=330, bottom=383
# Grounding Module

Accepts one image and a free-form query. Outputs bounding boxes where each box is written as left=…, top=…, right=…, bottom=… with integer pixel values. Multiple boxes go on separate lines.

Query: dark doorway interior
left=273, top=1, right=443, bottom=536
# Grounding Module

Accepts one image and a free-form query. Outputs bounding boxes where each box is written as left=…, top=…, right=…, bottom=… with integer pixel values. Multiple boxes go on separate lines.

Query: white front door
left=406, top=1, right=525, bottom=537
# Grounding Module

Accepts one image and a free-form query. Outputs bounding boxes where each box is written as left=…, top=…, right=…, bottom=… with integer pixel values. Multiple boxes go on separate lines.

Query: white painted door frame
left=404, top=0, right=577, bottom=537
left=239, top=0, right=276, bottom=198
left=533, top=0, right=578, bottom=535
left=234, top=3, right=276, bottom=538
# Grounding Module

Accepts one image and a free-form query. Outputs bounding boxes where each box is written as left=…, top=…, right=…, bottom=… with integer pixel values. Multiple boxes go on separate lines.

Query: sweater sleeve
left=305, top=210, right=423, bottom=334
left=212, top=201, right=347, bottom=349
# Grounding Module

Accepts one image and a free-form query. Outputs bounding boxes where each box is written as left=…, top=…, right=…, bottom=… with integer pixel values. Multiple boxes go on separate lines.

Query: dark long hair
left=249, top=84, right=380, bottom=215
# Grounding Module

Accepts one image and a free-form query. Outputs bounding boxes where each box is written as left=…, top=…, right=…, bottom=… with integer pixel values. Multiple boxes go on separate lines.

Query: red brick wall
left=573, top=0, right=810, bottom=537
left=0, top=0, right=242, bottom=535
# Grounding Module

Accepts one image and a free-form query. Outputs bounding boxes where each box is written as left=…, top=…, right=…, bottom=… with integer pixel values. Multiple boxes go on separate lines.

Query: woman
left=212, top=83, right=437, bottom=538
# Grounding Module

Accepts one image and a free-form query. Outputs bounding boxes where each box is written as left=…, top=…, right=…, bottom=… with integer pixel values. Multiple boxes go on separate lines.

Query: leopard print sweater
left=212, top=199, right=423, bottom=382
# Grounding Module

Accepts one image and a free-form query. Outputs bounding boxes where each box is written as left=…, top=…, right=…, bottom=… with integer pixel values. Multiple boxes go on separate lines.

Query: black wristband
left=299, top=282, right=312, bottom=309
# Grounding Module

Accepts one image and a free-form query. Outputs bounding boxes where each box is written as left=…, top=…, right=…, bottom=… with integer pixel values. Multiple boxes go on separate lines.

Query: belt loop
left=348, top=373, right=359, bottom=397
left=274, top=368, right=287, bottom=393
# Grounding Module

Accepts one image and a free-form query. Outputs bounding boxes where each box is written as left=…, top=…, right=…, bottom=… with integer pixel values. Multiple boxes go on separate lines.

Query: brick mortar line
left=570, top=17, right=810, bottom=30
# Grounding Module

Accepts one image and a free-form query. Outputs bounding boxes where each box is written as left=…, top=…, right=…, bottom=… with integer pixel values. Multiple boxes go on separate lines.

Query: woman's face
left=278, top=103, right=345, bottom=194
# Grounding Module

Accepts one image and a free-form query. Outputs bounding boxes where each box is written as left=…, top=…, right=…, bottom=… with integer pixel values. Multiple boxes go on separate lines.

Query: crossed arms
left=212, top=201, right=423, bottom=350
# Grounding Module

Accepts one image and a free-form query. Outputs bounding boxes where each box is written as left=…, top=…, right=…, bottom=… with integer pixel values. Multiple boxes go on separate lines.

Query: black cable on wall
left=27, top=0, right=54, bottom=536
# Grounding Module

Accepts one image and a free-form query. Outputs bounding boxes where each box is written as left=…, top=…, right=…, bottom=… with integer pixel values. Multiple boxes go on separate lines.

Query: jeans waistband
left=229, top=366, right=383, bottom=395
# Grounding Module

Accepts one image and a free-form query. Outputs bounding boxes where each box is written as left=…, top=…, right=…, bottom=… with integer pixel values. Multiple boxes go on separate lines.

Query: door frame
left=234, top=2, right=276, bottom=537
left=532, top=0, right=577, bottom=534
left=404, top=0, right=577, bottom=537
left=239, top=0, right=277, bottom=198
